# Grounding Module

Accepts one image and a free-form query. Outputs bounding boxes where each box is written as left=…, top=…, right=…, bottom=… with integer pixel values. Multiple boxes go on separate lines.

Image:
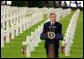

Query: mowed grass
left=59, top=10, right=83, bottom=58
left=68, top=10, right=83, bottom=58
left=1, top=14, right=48, bottom=58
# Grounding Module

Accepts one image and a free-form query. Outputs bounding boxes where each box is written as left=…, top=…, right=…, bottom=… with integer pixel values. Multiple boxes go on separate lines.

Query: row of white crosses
left=62, top=9, right=80, bottom=56
left=22, top=21, right=46, bottom=57
left=1, top=5, right=48, bottom=48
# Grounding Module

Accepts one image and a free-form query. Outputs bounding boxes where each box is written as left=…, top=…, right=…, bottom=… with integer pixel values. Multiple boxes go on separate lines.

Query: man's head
left=50, top=13, right=56, bottom=22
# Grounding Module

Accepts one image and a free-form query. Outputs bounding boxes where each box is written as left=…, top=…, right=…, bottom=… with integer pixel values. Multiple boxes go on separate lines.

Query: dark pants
left=45, top=44, right=59, bottom=58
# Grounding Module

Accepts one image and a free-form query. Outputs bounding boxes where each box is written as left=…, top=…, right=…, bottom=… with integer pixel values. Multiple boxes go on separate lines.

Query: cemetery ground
left=1, top=9, right=83, bottom=58
left=59, top=9, right=83, bottom=58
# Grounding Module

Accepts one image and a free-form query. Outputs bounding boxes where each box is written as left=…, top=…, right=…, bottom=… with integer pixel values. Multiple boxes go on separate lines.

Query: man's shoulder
left=56, top=22, right=62, bottom=26
left=44, top=21, right=50, bottom=25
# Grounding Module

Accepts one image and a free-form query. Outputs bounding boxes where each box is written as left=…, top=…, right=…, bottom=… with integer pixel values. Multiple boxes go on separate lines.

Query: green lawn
left=1, top=9, right=83, bottom=58
left=68, top=10, right=83, bottom=58
left=59, top=10, right=83, bottom=58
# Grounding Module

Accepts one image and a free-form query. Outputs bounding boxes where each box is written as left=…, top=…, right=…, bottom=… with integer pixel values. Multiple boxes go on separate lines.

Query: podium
left=40, top=33, right=63, bottom=40
left=40, top=33, right=63, bottom=58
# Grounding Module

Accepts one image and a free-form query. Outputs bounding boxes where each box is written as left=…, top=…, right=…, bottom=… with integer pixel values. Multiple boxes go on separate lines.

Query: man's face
left=50, top=14, right=56, bottom=22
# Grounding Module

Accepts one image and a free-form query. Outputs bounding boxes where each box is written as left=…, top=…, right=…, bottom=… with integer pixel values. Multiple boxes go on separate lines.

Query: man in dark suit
left=42, top=13, right=62, bottom=58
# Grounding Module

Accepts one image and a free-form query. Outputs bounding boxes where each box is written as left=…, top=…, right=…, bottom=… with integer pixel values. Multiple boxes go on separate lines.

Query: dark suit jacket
left=42, top=21, right=62, bottom=48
